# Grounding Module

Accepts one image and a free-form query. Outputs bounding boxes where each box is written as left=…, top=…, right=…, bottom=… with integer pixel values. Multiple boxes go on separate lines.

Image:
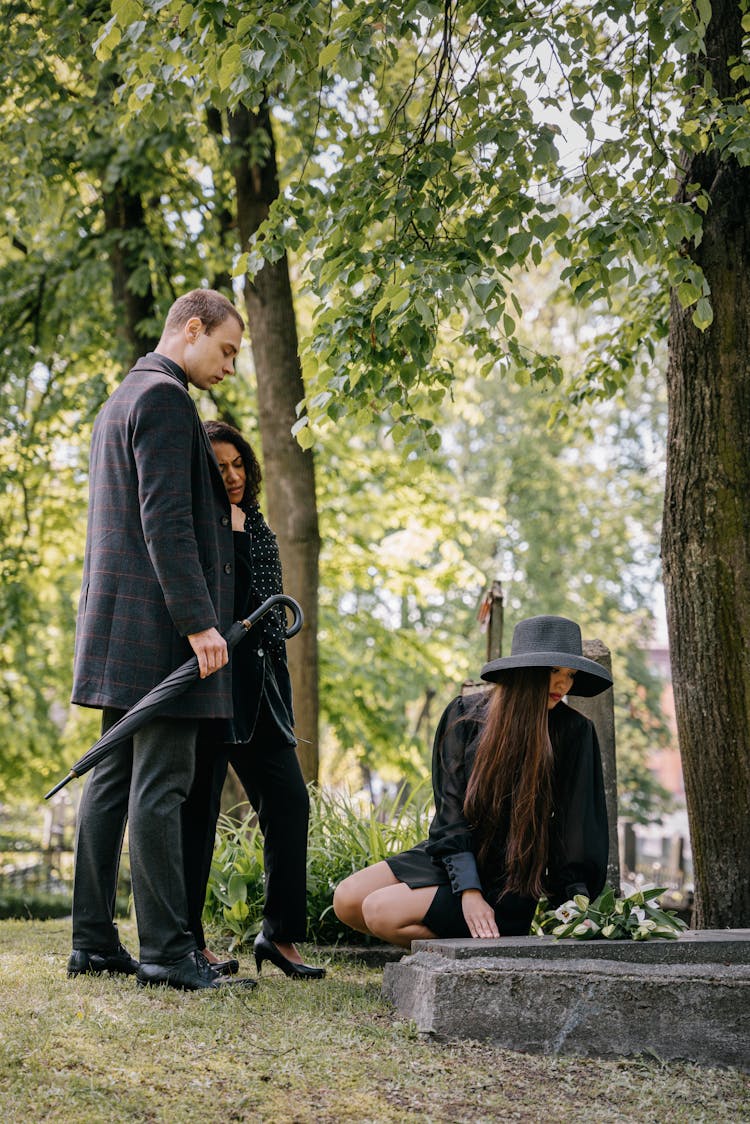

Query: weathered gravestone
left=383, top=629, right=750, bottom=1070
left=382, top=931, right=750, bottom=1069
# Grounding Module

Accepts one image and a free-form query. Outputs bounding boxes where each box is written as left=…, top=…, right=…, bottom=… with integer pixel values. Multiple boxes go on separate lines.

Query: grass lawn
left=0, top=919, right=747, bottom=1123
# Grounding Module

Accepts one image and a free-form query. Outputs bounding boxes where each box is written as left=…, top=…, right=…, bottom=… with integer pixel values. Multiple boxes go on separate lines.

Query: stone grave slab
left=381, top=931, right=750, bottom=1070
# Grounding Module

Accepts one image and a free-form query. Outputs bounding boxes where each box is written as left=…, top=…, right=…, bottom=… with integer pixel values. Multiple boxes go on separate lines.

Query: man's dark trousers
left=72, top=709, right=200, bottom=965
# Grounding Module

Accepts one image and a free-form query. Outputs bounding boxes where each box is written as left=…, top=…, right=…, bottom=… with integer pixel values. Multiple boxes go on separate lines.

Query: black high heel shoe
left=201, top=948, right=240, bottom=976
left=253, top=933, right=326, bottom=980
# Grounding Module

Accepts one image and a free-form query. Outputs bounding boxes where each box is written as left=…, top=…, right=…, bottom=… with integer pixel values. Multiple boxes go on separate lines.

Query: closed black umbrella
left=45, top=594, right=303, bottom=800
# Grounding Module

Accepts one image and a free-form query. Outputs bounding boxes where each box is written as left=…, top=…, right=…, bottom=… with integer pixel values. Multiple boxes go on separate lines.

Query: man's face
left=182, top=315, right=243, bottom=391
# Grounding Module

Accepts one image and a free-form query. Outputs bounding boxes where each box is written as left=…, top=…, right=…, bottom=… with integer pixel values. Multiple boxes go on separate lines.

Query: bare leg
left=361, top=883, right=439, bottom=948
left=333, top=862, right=401, bottom=934
left=334, top=863, right=440, bottom=948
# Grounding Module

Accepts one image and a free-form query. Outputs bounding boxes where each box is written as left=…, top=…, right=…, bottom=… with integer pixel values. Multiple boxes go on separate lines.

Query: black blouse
left=234, top=502, right=288, bottom=654
left=221, top=503, right=295, bottom=746
left=419, top=693, right=608, bottom=907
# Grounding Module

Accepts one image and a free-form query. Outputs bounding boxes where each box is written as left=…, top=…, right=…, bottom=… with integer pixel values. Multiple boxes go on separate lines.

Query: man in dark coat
left=68, top=289, right=253, bottom=991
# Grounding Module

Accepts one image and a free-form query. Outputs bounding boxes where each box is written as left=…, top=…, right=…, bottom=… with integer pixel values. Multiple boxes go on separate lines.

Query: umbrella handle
left=43, top=595, right=304, bottom=803
left=240, top=594, right=304, bottom=639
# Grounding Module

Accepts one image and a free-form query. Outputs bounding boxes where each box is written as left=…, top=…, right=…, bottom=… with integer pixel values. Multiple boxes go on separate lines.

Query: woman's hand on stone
left=461, top=889, right=500, bottom=939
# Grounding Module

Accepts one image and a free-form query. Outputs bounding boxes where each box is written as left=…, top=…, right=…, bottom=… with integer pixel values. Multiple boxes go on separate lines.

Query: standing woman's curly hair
left=204, top=419, right=262, bottom=508
left=463, top=667, right=554, bottom=900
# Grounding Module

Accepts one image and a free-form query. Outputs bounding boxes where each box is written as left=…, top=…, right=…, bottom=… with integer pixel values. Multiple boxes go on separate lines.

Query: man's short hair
left=164, top=289, right=244, bottom=334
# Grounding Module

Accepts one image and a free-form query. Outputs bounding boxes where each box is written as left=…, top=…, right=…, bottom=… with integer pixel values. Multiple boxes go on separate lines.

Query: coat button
left=220, top=515, right=230, bottom=527
left=257, top=648, right=264, bottom=658
left=223, top=562, right=232, bottom=574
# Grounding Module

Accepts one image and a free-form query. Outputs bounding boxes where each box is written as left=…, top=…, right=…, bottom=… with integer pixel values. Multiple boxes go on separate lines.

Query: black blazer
left=71, top=355, right=236, bottom=719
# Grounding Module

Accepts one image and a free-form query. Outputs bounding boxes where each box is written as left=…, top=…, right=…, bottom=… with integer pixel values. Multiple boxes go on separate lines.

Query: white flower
left=631, top=906, right=646, bottom=924
left=554, top=901, right=578, bottom=923
left=573, top=919, right=600, bottom=936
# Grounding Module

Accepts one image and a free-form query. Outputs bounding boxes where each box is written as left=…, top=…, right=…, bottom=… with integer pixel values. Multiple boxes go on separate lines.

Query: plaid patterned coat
left=71, top=355, right=235, bottom=718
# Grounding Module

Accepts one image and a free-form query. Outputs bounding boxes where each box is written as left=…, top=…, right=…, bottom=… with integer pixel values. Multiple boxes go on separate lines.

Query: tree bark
left=662, top=0, right=750, bottom=927
left=228, top=102, right=321, bottom=781
left=102, top=185, right=158, bottom=367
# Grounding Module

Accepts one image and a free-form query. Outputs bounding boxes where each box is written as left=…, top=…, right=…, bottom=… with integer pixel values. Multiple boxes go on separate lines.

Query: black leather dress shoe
left=67, top=943, right=140, bottom=977
left=136, top=949, right=257, bottom=992
left=253, top=933, right=326, bottom=980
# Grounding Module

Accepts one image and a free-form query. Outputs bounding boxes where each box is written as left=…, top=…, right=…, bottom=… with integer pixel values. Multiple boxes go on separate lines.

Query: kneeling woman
left=334, top=616, right=611, bottom=946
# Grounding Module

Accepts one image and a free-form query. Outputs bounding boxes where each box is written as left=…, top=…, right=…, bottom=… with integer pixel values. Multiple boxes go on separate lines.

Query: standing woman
left=334, top=616, right=611, bottom=946
left=183, top=420, right=324, bottom=979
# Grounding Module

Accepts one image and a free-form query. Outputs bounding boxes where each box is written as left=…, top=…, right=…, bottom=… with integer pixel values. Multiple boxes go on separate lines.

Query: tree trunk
left=102, top=185, right=157, bottom=368
left=228, top=102, right=321, bottom=781
left=662, top=0, right=750, bottom=928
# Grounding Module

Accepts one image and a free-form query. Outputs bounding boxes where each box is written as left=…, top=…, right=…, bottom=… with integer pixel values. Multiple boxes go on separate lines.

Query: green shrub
left=0, top=888, right=131, bottom=921
left=203, top=782, right=433, bottom=949
left=202, top=810, right=266, bottom=950
left=0, top=890, right=72, bottom=920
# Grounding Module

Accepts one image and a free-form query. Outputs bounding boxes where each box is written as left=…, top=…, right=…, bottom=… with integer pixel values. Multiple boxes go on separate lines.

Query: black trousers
left=182, top=705, right=310, bottom=948
left=72, top=709, right=199, bottom=965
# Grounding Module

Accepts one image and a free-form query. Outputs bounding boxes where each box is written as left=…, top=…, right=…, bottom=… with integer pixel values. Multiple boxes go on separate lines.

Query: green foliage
left=203, top=783, right=433, bottom=947
left=0, top=890, right=72, bottom=921
left=314, top=403, right=486, bottom=782
left=111, top=0, right=750, bottom=441
left=614, top=645, right=675, bottom=824
left=0, top=0, right=677, bottom=826
left=305, top=782, right=433, bottom=943
left=202, top=808, right=267, bottom=948
left=0, top=0, right=245, bottom=795
left=0, top=360, right=93, bottom=796
left=537, top=884, right=689, bottom=941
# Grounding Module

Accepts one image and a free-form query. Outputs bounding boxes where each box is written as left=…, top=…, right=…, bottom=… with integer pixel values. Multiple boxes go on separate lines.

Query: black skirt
left=386, top=842, right=536, bottom=938
left=386, top=840, right=448, bottom=888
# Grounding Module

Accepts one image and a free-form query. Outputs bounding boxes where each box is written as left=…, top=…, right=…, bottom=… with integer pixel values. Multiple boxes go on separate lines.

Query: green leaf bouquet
left=538, top=885, right=689, bottom=941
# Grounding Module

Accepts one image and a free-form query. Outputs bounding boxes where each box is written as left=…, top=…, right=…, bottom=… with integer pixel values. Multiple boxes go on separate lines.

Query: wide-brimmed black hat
left=480, top=615, right=612, bottom=697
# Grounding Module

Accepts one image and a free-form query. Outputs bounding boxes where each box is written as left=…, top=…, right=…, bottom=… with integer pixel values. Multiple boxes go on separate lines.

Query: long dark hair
left=463, top=668, right=553, bottom=900
left=204, top=419, right=262, bottom=506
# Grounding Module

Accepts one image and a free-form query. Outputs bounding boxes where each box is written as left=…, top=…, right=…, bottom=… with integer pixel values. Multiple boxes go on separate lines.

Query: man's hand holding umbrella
left=188, top=626, right=229, bottom=679
left=46, top=594, right=303, bottom=800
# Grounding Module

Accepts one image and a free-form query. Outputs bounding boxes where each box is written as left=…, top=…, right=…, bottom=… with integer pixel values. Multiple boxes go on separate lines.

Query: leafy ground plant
left=1, top=919, right=748, bottom=1124
left=203, top=783, right=433, bottom=949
